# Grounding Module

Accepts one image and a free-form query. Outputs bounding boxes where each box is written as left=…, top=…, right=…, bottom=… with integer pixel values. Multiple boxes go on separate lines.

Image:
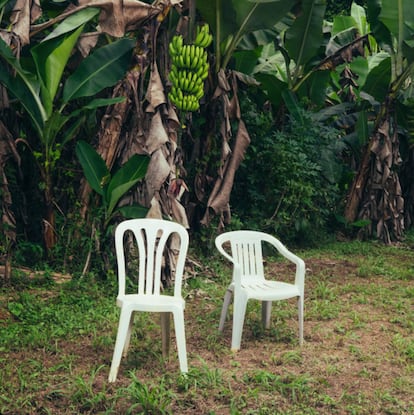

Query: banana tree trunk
left=43, top=175, right=57, bottom=253
left=344, top=108, right=404, bottom=243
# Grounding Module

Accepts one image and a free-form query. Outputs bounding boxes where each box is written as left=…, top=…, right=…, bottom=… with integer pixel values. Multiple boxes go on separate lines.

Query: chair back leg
left=218, top=289, right=233, bottom=332
left=261, top=301, right=272, bottom=329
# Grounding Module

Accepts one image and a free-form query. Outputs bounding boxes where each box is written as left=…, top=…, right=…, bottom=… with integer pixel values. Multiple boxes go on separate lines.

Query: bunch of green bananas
left=168, top=24, right=212, bottom=112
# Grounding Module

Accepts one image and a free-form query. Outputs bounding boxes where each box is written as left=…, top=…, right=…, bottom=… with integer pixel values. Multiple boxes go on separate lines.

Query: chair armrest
left=262, top=233, right=305, bottom=293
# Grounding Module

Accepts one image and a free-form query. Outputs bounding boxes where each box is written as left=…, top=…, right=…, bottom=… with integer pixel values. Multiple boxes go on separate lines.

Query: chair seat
left=236, top=280, right=300, bottom=301
left=117, top=294, right=185, bottom=312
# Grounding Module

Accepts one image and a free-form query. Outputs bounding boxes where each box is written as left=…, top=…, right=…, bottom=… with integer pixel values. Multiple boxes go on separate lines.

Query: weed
left=69, top=365, right=111, bottom=412
left=121, top=372, right=175, bottom=414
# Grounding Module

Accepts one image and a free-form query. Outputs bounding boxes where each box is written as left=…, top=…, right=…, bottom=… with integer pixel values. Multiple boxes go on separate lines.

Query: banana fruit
left=168, top=24, right=212, bottom=112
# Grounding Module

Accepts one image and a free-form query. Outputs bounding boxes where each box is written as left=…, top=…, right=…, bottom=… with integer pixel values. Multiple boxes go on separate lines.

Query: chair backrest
left=215, top=230, right=302, bottom=284
left=115, top=219, right=189, bottom=298
left=215, top=231, right=267, bottom=283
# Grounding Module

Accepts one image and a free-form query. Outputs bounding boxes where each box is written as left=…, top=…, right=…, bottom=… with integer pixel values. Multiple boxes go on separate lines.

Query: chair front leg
left=172, top=309, right=188, bottom=373
left=231, top=292, right=248, bottom=351
left=298, top=296, right=304, bottom=346
left=108, top=306, right=133, bottom=382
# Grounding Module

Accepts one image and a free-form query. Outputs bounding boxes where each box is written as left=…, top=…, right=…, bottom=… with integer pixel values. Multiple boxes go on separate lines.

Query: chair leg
left=298, top=296, right=304, bottom=346
left=231, top=294, right=248, bottom=351
left=122, top=312, right=135, bottom=357
left=261, top=301, right=272, bottom=329
left=218, top=289, right=233, bottom=332
left=161, top=312, right=171, bottom=359
left=108, top=307, right=132, bottom=382
left=172, top=309, right=188, bottom=373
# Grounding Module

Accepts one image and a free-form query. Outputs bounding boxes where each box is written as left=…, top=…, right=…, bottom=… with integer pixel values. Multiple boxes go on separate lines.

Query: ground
left=0, top=241, right=413, bottom=414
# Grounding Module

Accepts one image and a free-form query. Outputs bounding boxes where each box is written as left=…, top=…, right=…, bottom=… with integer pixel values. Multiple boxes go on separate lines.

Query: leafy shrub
left=231, top=95, right=346, bottom=245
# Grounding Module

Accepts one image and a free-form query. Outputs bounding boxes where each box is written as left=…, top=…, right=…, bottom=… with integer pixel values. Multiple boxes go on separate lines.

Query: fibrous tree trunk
left=344, top=105, right=404, bottom=244
left=0, top=120, right=20, bottom=280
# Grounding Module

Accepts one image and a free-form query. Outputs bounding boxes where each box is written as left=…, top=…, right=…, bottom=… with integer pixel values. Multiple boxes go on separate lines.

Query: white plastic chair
left=108, top=218, right=189, bottom=382
left=215, top=230, right=305, bottom=351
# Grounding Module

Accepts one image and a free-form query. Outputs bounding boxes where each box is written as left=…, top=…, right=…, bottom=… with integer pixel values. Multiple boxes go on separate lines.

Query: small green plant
left=70, top=365, right=110, bottom=412
left=76, top=140, right=149, bottom=229
left=122, top=373, right=175, bottom=414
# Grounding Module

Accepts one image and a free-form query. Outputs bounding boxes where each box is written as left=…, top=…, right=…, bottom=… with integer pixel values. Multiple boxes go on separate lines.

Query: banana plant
left=343, top=0, right=414, bottom=242
left=75, top=140, right=150, bottom=229
left=0, top=7, right=135, bottom=252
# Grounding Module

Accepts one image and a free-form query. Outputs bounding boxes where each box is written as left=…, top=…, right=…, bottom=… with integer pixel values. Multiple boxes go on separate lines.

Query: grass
left=0, top=238, right=413, bottom=414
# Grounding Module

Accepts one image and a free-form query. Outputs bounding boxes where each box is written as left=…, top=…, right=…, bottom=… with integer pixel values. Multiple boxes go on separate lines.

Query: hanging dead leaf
left=143, top=111, right=169, bottom=155
left=78, top=0, right=159, bottom=38
left=10, top=0, right=41, bottom=46
left=145, top=63, right=167, bottom=109
left=146, top=148, right=171, bottom=198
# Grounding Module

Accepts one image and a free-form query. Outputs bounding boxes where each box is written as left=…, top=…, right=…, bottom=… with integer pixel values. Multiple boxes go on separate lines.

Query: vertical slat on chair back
left=134, top=224, right=171, bottom=296
left=231, top=234, right=265, bottom=281
left=115, top=219, right=188, bottom=297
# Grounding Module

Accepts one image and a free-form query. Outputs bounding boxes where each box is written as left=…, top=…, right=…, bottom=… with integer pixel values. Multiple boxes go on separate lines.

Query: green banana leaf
left=378, top=0, right=414, bottom=42
left=297, top=69, right=330, bottom=106
left=42, top=7, right=99, bottom=42
left=31, top=25, right=85, bottom=117
left=105, top=154, right=150, bottom=219
left=362, top=56, right=391, bottom=103
left=69, top=97, right=126, bottom=119
left=254, top=72, right=287, bottom=107
left=31, top=8, right=99, bottom=116
left=285, top=0, right=326, bottom=77
left=75, top=140, right=109, bottom=196
left=62, top=38, right=135, bottom=103
left=0, top=37, right=46, bottom=127
left=196, top=0, right=297, bottom=70
left=118, top=205, right=149, bottom=219
left=231, top=0, right=296, bottom=34
left=0, top=61, right=44, bottom=135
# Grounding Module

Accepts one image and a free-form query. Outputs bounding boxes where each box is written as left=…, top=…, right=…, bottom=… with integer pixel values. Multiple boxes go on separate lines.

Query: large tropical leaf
left=297, top=69, right=330, bottom=106
left=75, top=140, right=109, bottom=196
left=232, top=0, right=297, bottom=34
left=32, top=25, right=85, bottom=116
left=363, top=55, right=391, bottom=102
left=105, top=154, right=150, bottom=219
left=118, top=205, right=149, bottom=219
left=0, top=64, right=44, bottom=135
left=0, top=37, right=46, bottom=126
left=62, top=38, right=135, bottom=103
left=31, top=7, right=100, bottom=115
left=378, top=0, right=414, bottom=42
left=196, top=0, right=298, bottom=70
left=254, top=73, right=287, bottom=107
left=42, top=7, right=99, bottom=42
left=284, top=0, right=326, bottom=79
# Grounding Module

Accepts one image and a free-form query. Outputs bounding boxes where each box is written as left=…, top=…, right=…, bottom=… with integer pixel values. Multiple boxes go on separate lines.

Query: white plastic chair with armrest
left=108, top=218, right=189, bottom=382
left=215, top=230, right=305, bottom=351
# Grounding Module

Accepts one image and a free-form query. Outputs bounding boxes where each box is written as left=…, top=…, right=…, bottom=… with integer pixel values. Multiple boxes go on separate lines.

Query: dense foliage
left=231, top=94, right=344, bottom=245
left=2, top=0, right=414, bottom=277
